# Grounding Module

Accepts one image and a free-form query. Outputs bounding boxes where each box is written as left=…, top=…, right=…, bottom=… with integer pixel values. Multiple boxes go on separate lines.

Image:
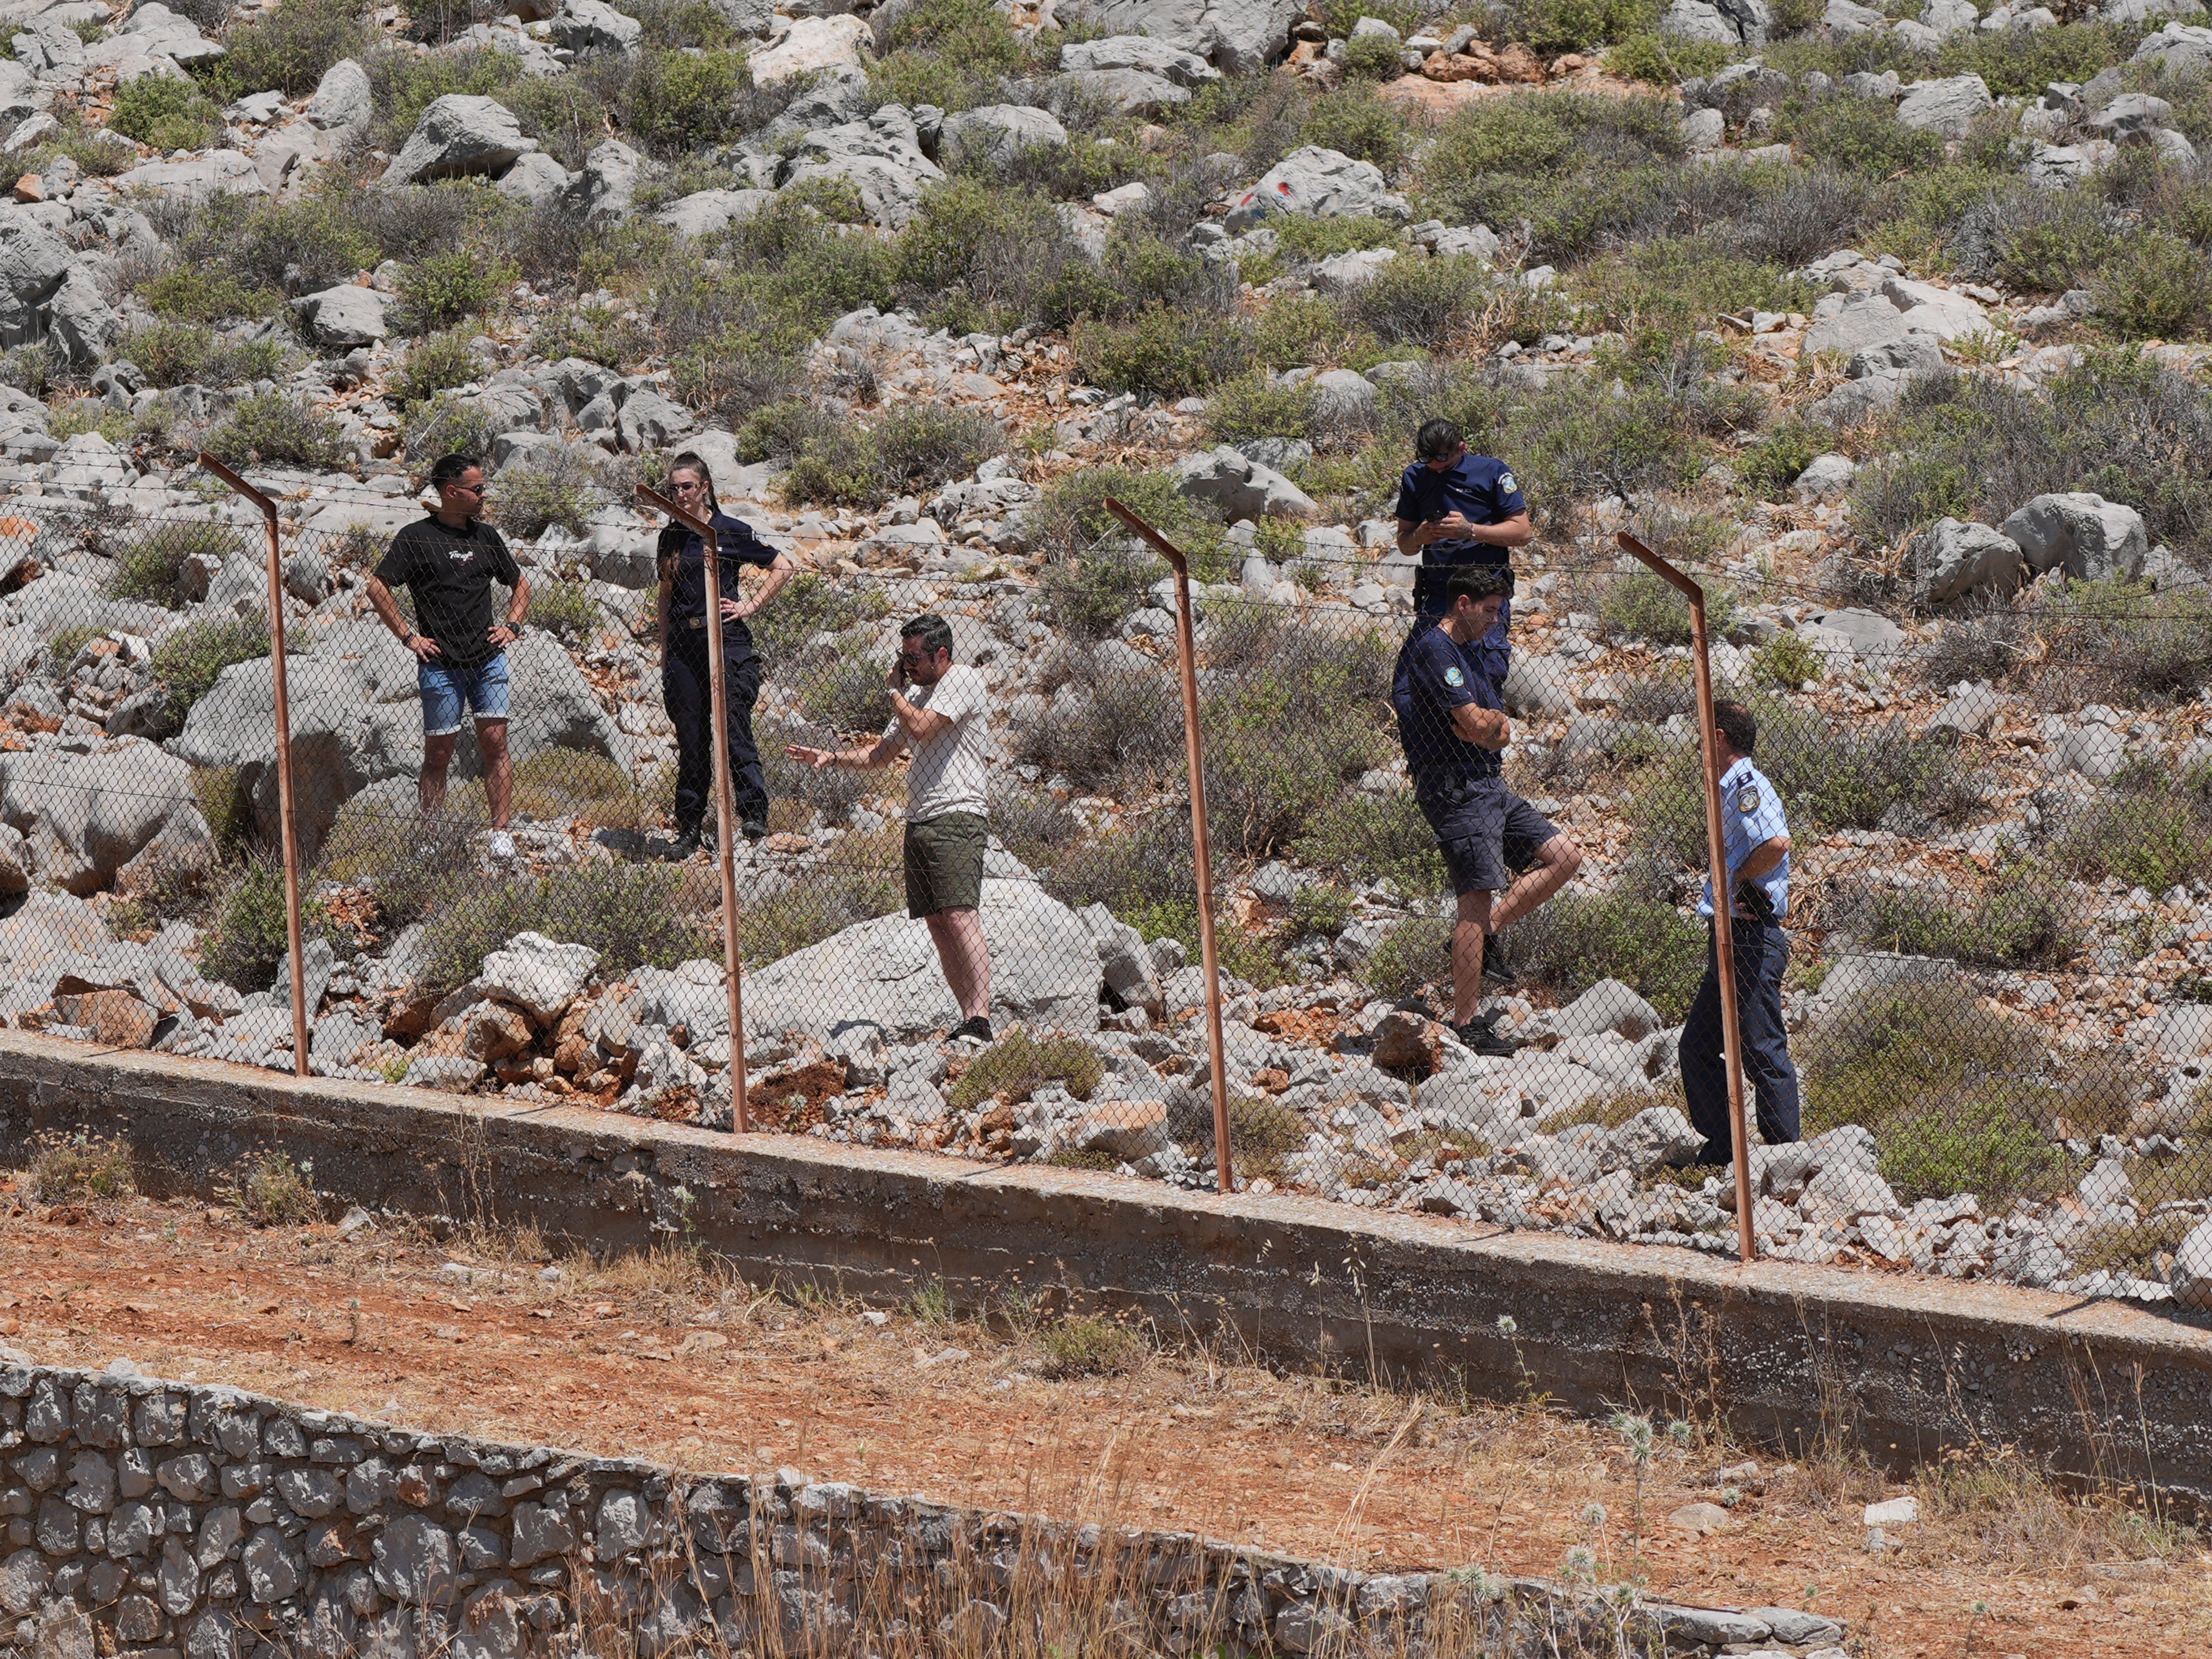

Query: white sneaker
left=488, top=831, right=515, bottom=859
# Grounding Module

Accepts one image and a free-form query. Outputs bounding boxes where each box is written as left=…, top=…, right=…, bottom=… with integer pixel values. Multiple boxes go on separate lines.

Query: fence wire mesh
left=1, top=481, right=2208, bottom=1302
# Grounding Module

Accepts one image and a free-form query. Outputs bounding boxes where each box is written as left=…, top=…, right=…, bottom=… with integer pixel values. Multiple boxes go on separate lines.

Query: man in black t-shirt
left=366, top=453, right=530, bottom=859
left=1392, top=566, right=1581, bottom=1053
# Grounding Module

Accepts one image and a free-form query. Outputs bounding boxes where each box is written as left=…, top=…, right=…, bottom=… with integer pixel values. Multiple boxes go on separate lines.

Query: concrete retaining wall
left=0, top=1361, right=1843, bottom=1658
left=3, top=1033, right=2210, bottom=1515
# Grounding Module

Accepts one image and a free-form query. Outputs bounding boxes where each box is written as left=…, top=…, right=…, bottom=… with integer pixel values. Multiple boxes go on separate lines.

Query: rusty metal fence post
left=1104, top=499, right=1234, bottom=1195
left=197, top=454, right=310, bottom=1079
left=1616, top=530, right=1755, bottom=1264
left=638, top=484, right=750, bottom=1132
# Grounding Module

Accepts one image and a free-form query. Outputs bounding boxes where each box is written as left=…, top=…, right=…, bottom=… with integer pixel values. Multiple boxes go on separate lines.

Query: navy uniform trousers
left=662, top=629, right=768, bottom=833
left=1680, top=918, right=1802, bottom=1166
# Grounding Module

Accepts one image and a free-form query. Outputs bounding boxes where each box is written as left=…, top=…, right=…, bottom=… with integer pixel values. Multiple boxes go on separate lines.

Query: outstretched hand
left=784, top=744, right=835, bottom=770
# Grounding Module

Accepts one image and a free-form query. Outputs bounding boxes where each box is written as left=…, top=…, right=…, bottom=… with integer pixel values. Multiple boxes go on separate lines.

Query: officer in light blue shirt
left=1681, top=700, right=1801, bottom=1166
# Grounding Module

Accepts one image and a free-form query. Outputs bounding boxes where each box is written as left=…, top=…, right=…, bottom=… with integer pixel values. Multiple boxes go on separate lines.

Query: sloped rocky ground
left=3, top=0, right=2212, bottom=1302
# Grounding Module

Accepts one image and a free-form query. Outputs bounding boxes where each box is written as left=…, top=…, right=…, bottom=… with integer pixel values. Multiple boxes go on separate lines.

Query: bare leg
left=477, top=719, right=512, bottom=830
left=925, top=907, right=992, bottom=1021
left=1451, top=888, right=1494, bottom=1027
left=419, top=733, right=458, bottom=815
left=1489, top=834, right=1583, bottom=932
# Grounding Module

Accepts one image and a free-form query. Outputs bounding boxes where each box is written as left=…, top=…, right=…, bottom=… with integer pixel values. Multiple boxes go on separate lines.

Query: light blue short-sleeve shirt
left=1699, top=757, right=1791, bottom=918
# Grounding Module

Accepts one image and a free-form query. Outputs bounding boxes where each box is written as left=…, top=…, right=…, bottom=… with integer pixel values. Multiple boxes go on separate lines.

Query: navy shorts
left=1414, top=771, right=1559, bottom=896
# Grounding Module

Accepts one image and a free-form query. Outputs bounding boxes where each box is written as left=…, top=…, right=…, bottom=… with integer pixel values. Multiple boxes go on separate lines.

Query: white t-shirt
left=890, top=662, right=990, bottom=821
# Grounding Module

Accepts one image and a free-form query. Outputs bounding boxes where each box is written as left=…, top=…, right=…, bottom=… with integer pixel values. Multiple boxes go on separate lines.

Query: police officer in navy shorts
left=1391, top=566, right=1582, bottom=1055
left=1394, top=418, right=1532, bottom=697
left=1681, top=700, right=1802, bottom=1165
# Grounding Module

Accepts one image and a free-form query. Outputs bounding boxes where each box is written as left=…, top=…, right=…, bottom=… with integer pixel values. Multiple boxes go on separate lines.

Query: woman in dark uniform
left=656, top=452, right=795, bottom=857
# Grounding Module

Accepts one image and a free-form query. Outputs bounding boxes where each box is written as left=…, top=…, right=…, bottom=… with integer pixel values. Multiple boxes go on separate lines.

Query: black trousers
left=662, top=635, right=766, bottom=832
left=1681, top=918, right=1801, bottom=1166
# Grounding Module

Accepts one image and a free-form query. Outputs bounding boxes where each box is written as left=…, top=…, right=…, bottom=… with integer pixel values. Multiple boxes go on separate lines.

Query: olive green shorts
left=904, top=811, right=987, bottom=919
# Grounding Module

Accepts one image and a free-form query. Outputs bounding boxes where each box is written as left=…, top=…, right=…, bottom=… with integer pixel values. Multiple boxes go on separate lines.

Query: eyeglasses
left=447, top=481, right=486, bottom=495
left=671, top=479, right=706, bottom=494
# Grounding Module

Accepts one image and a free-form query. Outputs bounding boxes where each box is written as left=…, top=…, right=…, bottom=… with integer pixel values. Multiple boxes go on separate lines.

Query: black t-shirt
left=1391, top=619, right=1503, bottom=778
left=374, top=516, right=522, bottom=673
left=657, top=511, right=779, bottom=654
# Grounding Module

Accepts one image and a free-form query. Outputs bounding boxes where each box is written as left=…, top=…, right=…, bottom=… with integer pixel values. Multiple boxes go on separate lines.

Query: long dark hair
left=659, top=452, right=720, bottom=582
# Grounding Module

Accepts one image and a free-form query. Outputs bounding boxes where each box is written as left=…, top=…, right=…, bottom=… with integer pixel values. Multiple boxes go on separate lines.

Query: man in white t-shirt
left=785, top=615, right=995, bottom=1041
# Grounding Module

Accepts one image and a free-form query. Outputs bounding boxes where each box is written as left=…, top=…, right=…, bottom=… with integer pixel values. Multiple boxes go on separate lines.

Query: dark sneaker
left=665, top=827, right=701, bottom=861
left=952, top=1015, right=994, bottom=1042
left=741, top=818, right=769, bottom=842
left=1481, top=931, right=1519, bottom=987
left=1450, top=1016, right=1522, bottom=1058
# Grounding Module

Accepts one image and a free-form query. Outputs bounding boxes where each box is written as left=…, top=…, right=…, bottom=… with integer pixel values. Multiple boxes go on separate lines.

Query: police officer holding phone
left=1394, top=418, right=1532, bottom=697
left=1680, top=700, right=1802, bottom=1167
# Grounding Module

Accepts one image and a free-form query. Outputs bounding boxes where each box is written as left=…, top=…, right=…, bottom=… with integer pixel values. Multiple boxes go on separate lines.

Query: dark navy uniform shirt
left=657, top=510, right=779, bottom=650
left=1391, top=622, right=1503, bottom=779
left=1394, top=452, right=1527, bottom=607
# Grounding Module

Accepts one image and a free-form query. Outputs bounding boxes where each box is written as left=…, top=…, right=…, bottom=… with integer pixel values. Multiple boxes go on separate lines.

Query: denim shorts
left=419, top=653, right=510, bottom=737
left=1414, top=770, right=1559, bottom=896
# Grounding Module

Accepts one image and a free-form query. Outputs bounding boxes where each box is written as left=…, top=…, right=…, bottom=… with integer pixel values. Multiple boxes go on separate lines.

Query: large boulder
left=111, top=152, right=268, bottom=199
left=1223, top=146, right=1408, bottom=233
left=476, top=931, right=599, bottom=1024
left=939, top=104, right=1068, bottom=170
left=172, top=628, right=422, bottom=865
left=748, top=14, right=873, bottom=85
left=1910, top=518, right=2025, bottom=606
left=293, top=284, right=389, bottom=349
left=655, top=187, right=778, bottom=237
left=1047, top=67, right=1193, bottom=116
left=1173, top=445, right=1318, bottom=520
left=0, top=210, right=74, bottom=343
left=775, top=106, right=945, bottom=229
left=1067, top=0, right=1303, bottom=74
left=381, top=96, right=538, bottom=186
left=2132, top=20, right=2212, bottom=71
left=2172, top=1216, right=2212, bottom=1309
left=1997, top=492, right=2147, bottom=581
left=1800, top=291, right=1910, bottom=358
left=1662, top=0, right=1772, bottom=45
left=564, top=139, right=654, bottom=226
left=1058, top=34, right=1223, bottom=85
left=744, top=878, right=1104, bottom=1040
left=46, top=265, right=121, bottom=368
left=106, top=2, right=225, bottom=65
left=1894, top=74, right=1994, bottom=137
left=304, top=58, right=373, bottom=139
left=547, top=0, right=644, bottom=54
left=0, top=738, right=212, bottom=894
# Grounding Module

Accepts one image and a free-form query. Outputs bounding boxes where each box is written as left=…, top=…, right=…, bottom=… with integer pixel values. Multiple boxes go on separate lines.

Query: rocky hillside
left=2, top=0, right=2212, bottom=1301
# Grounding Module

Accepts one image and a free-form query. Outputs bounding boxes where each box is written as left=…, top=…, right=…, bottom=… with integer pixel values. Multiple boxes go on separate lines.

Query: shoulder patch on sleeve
left=1443, top=664, right=1465, bottom=688
left=1738, top=786, right=1760, bottom=815
left=1498, top=471, right=1517, bottom=494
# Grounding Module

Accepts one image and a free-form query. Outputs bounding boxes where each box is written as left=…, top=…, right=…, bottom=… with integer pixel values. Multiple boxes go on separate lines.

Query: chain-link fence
left=2, top=477, right=2208, bottom=1302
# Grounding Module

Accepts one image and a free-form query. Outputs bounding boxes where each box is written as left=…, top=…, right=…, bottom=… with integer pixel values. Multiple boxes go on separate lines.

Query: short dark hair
left=1443, top=565, right=1513, bottom=607
left=431, top=453, right=481, bottom=488
left=1416, top=419, right=1464, bottom=461
left=1713, top=700, right=1757, bottom=756
left=901, top=614, right=954, bottom=659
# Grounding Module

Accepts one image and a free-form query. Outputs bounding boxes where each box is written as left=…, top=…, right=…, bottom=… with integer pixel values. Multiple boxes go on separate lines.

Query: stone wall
left=0, top=1359, right=1844, bottom=1659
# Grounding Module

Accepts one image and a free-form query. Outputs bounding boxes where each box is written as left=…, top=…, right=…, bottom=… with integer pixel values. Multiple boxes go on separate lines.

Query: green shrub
left=1511, top=862, right=1706, bottom=1020
left=395, top=250, right=508, bottom=333
left=1287, top=879, right=1357, bottom=937
left=1295, top=789, right=1448, bottom=900
left=1363, top=912, right=1451, bottom=999
left=127, top=323, right=289, bottom=389
left=872, top=400, right=1005, bottom=487
left=2054, top=785, right=2212, bottom=893
left=192, top=764, right=255, bottom=852
left=1345, top=253, right=1495, bottom=349
left=369, top=45, right=531, bottom=149
left=496, top=448, right=607, bottom=539
left=215, top=0, right=373, bottom=96
left=138, top=269, right=283, bottom=324
left=946, top=1026, right=1104, bottom=1114
left=1735, top=419, right=1825, bottom=502
left=152, top=613, right=273, bottom=729
left=1526, top=0, right=1663, bottom=50
left=1750, top=632, right=1823, bottom=689
left=1598, top=568, right=1739, bottom=645
left=204, top=391, right=348, bottom=468
left=1606, top=32, right=1731, bottom=83
left=2032, top=579, right=2212, bottom=705
left=1320, top=0, right=1420, bottom=34
left=870, top=0, right=1051, bottom=112
left=28, top=1131, right=137, bottom=1207
left=1071, top=304, right=1250, bottom=398
left=109, top=75, right=223, bottom=149
left=738, top=830, right=902, bottom=963
left=1301, top=82, right=1415, bottom=170
left=624, top=47, right=752, bottom=154
left=401, top=392, right=498, bottom=466
left=217, top=1150, right=322, bottom=1227
left=524, top=581, right=602, bottom=643
left=1800, top=984, right=2078, bottom=1207
left=390, top=330, right=481, bottom=409
left=2093, top=229, right=2212, bottom=342
left=422, top=860, right=716, bottom=990
left=1342, top=30, right=1408, bottom=80
left=1035, top=1311, right=1147, bottom=1376
left=46, top=624, right=103, bottom=679
left=1205, top=372, right=1322, bottom=445
left=1845, top=870, right=2077, bottom=969
left=749, top=571, right=888, bottom=659
left=203, top=859, right=342, bottom=990
left=776, top=402, right=1003, bottom=508
left=1786, top=96, right=1947, bottom=173
left=798, top=650, right=893, bottom=734
left=1037, top=543, right=1159, bottom=641
left=1576, top=238, right=1810, bottom=338
left=1025, top=464, right=1208, bottom=559
left=107, top=521, right=248, bottom=608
